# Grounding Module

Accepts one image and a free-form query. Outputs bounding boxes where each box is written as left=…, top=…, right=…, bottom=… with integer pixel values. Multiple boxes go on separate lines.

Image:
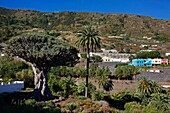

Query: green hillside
left=0, top=7, right=170, bottom=43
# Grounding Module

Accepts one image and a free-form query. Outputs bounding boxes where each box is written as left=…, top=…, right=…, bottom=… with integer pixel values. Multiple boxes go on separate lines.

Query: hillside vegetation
left=1, top=7, right=170, bottom=41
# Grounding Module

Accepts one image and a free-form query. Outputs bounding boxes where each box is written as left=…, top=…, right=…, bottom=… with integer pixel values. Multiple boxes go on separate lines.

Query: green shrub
left=77, top=96, right=87, bottom=100
left=91, top=90, right=105, bottom=101
left=16, top=69, right=34, bottom=88
left=107, top=90, right=141, bottom=110
left=48, top=78, right=62, bottom=94
left=80, top=54, right=87, bottom=58
left=65, top=102, right=78, bottom=112
left=77, top=81, right=96, bottom=98
left=25, top=99, right=37, bottom=106
left=124, top=102, right=143, bottom=113
left=0, top=57, right=28, bottom=79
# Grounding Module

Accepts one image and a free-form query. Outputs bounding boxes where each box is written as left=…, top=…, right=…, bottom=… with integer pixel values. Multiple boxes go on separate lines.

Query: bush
left=42, top=106, right=61, bottom=113
left=91, top=90, right=105, bottom=101
left=0, top=56, right=28, bottom=79
left=65, top=102, right=78, bottom=112
left=48, top=78, right=62, bottom=94
left=77, top=81, right=96, bottom=98
left=25, top=99, right=37, bottom=106
left=124, top=102, right=143, bottom=113
left=77, top=96, right=87, bottom=100
left=16, top=69, right=34, bottom=88
left=107, top=90, right=141, bottom=110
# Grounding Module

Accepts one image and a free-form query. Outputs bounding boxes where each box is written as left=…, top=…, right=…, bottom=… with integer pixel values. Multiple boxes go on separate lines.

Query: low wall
left=0, top=81, right=24, bottom=93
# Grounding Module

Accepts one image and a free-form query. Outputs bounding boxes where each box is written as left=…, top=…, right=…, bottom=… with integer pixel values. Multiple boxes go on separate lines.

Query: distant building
left=131, top=59, right=152, bottom=67
left=143, top=36, right=152, bottom=40
left=140, top=44, right=149, bottom=48
left=101, top=48, right=118, bottom=53
left=161, top=58, right=168, bottom=65
left=102, top=56, right=113, bottom=62
left=165, top=53, right=170, bottom=56
left=140, top=50, right=153, bottom=52
left=152, top=58, right=162, bottom=65
left=147, top=68, right=161, bottom=73
left=90, top=52, right=132, bottom=63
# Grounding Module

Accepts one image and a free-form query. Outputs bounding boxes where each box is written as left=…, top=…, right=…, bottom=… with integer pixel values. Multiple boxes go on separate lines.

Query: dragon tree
left=5, top=33, right=79, bottom=101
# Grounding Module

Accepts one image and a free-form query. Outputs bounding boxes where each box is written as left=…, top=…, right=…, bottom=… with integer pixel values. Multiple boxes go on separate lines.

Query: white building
left=165, top=53, right=170, bottom=56
left=0, top=81, right=24, bottom=93
left=101, top=48, right=118, bottom=53
left=147, top=68, right=161, bottom=73
left=152, top=58, right=162, bottom=65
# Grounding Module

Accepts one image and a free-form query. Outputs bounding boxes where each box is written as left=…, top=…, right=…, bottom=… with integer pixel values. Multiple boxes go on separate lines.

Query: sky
left=0, top=0, right=170, bottom=20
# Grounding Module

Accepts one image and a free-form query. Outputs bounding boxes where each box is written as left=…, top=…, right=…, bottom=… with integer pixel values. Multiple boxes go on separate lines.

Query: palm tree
left=150, top=80, right=162, bottom=93
left=137, top=77, right=152, bottom=97
left=76, top=26, right=101, bottom=97
left=137, top=77, right=163, bottom=98
left=96, top=67, right=111, bottom=89
left=129, top=65, right=140, bottom=80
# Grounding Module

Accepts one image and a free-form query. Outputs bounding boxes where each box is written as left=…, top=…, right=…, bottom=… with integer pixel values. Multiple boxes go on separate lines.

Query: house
left=143, top=36, right=152, bottom=40
left=90, top=49, right=134, bottom=63
left=101, top=48, right=118, bottom=53
left=131, top=59, right=152, bottom=67
left=152, top=58, right=162, bottom=65
left=140, top=50, right=152, bottom=52
left=102, top=56, right=113, bottom=62
left=147, top=68, right=161, bottom=73
left=140, top=44, right=149, bottom=48
left=165, top=53, right=170, bottom=56
left=161, top=58, right=168, bottom=65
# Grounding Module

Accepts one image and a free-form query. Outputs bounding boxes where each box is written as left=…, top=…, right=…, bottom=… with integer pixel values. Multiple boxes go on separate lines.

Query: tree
left=136, top=51, right=161, bottom=59
left=129, top=65, right=140, bottom=80
left=90, top=55, right=103, bottom=62
left=136, top=77, right=162, bottom=97
left=96, top=67, right=112, bottom=91
left=114, top=66, right=131, bottom=80
left=59, top=77, right=77, bottom=97
left=147, top=93, right=170, bottom=111
left=114, top=66, right=123, bottom=80
left=75, top=26, right=101, bottom=97
left=5, top=33, right=79, bottom=101
left=77, top=81, right=96, bottom=98
left=129, top=55, right=135, bottom=62
left=137, top=77, right=152, bottom=97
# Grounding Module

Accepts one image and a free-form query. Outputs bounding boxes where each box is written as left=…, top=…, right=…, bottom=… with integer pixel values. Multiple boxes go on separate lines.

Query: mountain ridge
left=0, top=7, right=170, bottom=43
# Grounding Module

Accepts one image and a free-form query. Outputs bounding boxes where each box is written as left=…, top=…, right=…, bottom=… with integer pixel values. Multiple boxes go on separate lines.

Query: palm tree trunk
left=85, top=48, right=90, bottom=97
left=133, top=74, right=136, bottom=80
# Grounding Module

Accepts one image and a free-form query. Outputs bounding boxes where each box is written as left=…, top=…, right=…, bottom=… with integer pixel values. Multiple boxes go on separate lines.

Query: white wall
left=0, top=81, right=24, bottom=93
left=152, top=58, right=162, bottom=65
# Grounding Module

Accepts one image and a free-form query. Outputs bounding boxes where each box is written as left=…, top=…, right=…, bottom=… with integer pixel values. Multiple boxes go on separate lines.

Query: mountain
left=0, top=7, right=170, bottom=43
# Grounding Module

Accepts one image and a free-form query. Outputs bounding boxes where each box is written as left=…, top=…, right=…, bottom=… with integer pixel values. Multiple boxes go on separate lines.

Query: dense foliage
left=136, top=51, right=161, bottom=59
left=0, top=55, right=30, bottom=82
left=114, top=65, right=139, bottom=80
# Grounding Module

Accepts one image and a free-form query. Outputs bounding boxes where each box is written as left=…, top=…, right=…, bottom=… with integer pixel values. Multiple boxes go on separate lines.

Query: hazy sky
left=0, top=0, right=170, bottom=19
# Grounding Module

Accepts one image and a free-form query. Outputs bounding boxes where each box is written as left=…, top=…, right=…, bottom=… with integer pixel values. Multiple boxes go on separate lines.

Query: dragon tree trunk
left=32, top=65, right=54, bottom=101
